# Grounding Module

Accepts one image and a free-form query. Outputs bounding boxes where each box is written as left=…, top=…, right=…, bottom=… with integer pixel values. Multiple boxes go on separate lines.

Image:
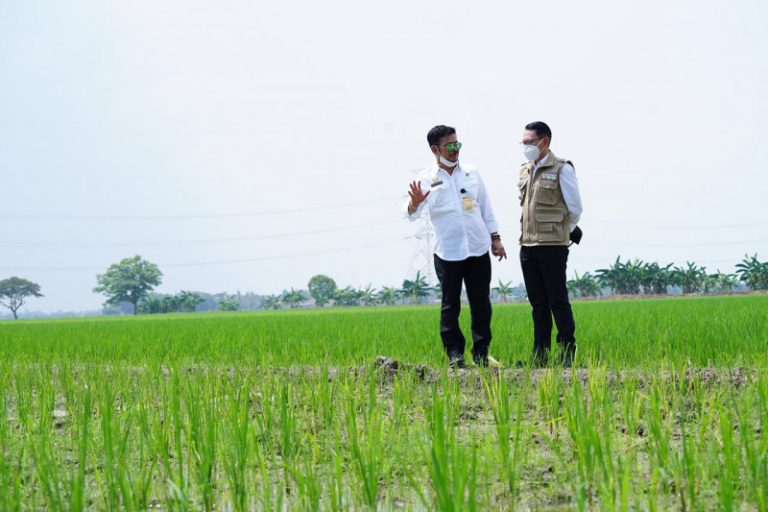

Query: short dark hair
left=525, top=121, right=552, bottom=141
left=427, top=125, right=456, bottom=147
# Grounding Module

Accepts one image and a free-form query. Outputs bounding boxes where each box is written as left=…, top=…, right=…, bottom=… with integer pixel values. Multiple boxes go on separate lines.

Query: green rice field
left=0, top=294, right=766, bottom=510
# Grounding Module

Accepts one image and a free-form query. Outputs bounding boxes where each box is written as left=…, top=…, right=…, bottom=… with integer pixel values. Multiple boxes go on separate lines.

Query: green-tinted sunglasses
left=443, top=142, right=462, bottom=152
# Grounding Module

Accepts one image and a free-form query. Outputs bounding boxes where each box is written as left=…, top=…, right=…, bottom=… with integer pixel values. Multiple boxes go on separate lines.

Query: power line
left=0, top=198, right=401, bottom=222
left=0, top=220, right=402, bottom=248
left=0, top=239, right=404, bottom=273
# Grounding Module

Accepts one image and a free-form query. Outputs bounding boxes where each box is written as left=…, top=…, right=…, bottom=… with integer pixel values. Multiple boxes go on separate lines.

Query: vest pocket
left=535, top=212, right=565, bottom=242
left=536, top=179, right=559, bottom=205
left=518, top=178, right=528, bottom=206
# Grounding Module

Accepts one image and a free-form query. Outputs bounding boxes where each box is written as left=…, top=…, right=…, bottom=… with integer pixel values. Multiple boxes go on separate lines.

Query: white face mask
left=438, top=154, right=459, bottom=168
left=523, top=144, right=541, bottom=162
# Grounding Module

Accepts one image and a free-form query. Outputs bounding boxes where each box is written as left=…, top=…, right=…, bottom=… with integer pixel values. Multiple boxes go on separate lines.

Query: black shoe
left=449, top=353, right=467, bottom=369
left=472, top=353, right=489, bottom=367
left=560, top=344, right=576, bottom=368
left=532, top=350, right=549, bottom=368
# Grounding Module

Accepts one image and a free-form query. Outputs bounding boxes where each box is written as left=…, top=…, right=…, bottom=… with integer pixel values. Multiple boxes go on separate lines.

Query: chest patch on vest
left=541, top=173, right=558, bottom=181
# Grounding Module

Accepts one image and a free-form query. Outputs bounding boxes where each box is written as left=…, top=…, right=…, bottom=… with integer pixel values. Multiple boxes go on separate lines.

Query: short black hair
left=427, top=125, right=456, bottom=147
left=525, top=121, right=552, bottom=141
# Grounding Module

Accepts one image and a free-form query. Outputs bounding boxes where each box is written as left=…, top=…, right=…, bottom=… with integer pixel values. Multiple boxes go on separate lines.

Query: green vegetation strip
left=0, top=295, right=765, bottom=509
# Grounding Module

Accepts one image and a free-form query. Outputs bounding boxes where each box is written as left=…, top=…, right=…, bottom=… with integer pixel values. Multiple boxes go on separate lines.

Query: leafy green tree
left=595, top=256, right=644, bottom=295
left=138, top=293, right=162, bottom=314
left=282, top=288, right=307, bottom=308
left=735, top=254, right=768, bottom=290
left=358, top=284, right=378, bottom=306
left=307, top=275, right=337, bottom=307
left=261, top=294, right=281, bottom=310
left=567, top=272, right=601, bottom=298
left=704, top=271, right=738, bottom=294
left=0, top=276, right=43, bottom=320
left=493, top=280, right=513, bottom=302
left=333, top=286, right=362, bottom=307
left=639, top=262, right=674, bottom=295
left=671, top=262, right=707, bottom=294
left=177, top=290, right=204, bottom=312
left=377, top=286, right=398, bottom=306
left=399, top=271, right=431, bottom=304
left=93, top=255, right=162, bottom=315
left=218, top=294, right=240, bottom=311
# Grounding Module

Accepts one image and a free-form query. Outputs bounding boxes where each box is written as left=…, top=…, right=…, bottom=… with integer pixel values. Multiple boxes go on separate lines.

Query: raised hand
left=408, top=180, right=430, bottom=208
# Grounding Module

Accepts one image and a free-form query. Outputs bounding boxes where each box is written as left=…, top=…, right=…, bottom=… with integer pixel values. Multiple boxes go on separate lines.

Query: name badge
left=462, top=197, right=474, bottom=211
left=430, top=180, right=443, bottom=188
left=541, top=173, right=558, bottom=180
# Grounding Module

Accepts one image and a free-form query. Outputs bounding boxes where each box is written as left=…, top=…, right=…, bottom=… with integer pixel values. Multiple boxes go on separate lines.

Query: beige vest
left=519, top=152, right=572, bottom=246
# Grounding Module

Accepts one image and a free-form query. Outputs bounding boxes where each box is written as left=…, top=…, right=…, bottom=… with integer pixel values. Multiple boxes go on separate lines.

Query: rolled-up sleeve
left=560, top=164, right=583, bottom=232
left=476, top=174, right=499, bottom=234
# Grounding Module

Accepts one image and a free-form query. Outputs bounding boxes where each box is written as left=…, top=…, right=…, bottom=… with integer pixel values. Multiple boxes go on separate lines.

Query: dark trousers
left=434, top=252, right=492, bottom=359
left=520, top=246, right=576, bottom=356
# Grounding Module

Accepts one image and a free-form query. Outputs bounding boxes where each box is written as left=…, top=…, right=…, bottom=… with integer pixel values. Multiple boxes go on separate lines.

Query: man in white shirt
left=405, top=125, right=506, bottom=369
left=517, top=121, right=583, bottom=367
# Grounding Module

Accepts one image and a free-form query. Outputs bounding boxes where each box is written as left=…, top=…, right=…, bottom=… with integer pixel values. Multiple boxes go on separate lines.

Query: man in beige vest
left=517, top=122, right=583, bottom=367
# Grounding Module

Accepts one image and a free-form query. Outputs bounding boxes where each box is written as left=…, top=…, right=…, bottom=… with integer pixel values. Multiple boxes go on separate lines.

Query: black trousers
left=433, top=252, right=492, bottom=359
left=520, top=246, right=576, bottom=355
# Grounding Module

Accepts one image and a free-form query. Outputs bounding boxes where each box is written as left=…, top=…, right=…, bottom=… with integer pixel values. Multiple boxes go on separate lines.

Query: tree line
left=1, top=254, right=767, bottom=318
left=567, top=254, right=768, bottom=298
left=263, top=254, right=768, bottom=309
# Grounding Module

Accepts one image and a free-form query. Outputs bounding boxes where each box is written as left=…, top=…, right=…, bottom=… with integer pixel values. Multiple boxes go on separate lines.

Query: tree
left=595, top=256, right=644, bottom=295
left=567, top=272, right=601, bottom=298
left=671, top=262, right=707, bottom=294
left=94, top=256, right=162, bottom=315
left=218, top=294, right=240, bottom=311
left=0, top=277, right=43, bottom=320
left=138, top=293, right=163, bottom=314
left=307, top=275, right=337, bottom=307
left=735, top=254, right=768, bottom=290
left=377, top=286, right=398, bottom=306
left=640, top=262, right=674, bottom=295
left=399, top=271, right=431, bottom=305
left=282, top=288, right=307, bottom=308
left=704, top=271, right=738, bottom=294
left=358, top=284, right=378, bottom=307
left=177, top=290, right=204, bottom=312
left=333, top=286, right=362, bottom=307
left=262, top=294, right=281, bottom=310
left=493, top=280, right=513, bottom=302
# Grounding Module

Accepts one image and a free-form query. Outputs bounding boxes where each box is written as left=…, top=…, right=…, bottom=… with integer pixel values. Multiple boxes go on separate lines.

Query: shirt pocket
left=427, top=185, right=454, bottom=213
left=459, top=176, right=480, bottom=212
left=535, top=179, right=559, bottom=205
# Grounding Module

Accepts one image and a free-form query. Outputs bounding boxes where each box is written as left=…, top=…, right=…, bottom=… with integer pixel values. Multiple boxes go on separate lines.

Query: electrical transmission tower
left=405, top=206, right=437, bottom=286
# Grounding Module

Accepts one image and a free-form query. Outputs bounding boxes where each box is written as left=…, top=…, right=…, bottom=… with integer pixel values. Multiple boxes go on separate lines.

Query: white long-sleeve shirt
left=532, top=152, right=583, bottom=232
left=404, top=163, right=499, bottom=261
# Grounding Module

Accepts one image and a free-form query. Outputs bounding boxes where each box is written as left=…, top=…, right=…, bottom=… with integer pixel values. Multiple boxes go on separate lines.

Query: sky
left=1, top=0, right=766, bottom=314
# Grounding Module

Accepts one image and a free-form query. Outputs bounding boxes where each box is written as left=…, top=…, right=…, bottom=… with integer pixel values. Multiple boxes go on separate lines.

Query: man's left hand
left=491, top=239, right=507, bottom=261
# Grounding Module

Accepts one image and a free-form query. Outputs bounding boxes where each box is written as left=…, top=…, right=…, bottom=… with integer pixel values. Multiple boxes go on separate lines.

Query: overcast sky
left=1, top=0, right=766, bottom=314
